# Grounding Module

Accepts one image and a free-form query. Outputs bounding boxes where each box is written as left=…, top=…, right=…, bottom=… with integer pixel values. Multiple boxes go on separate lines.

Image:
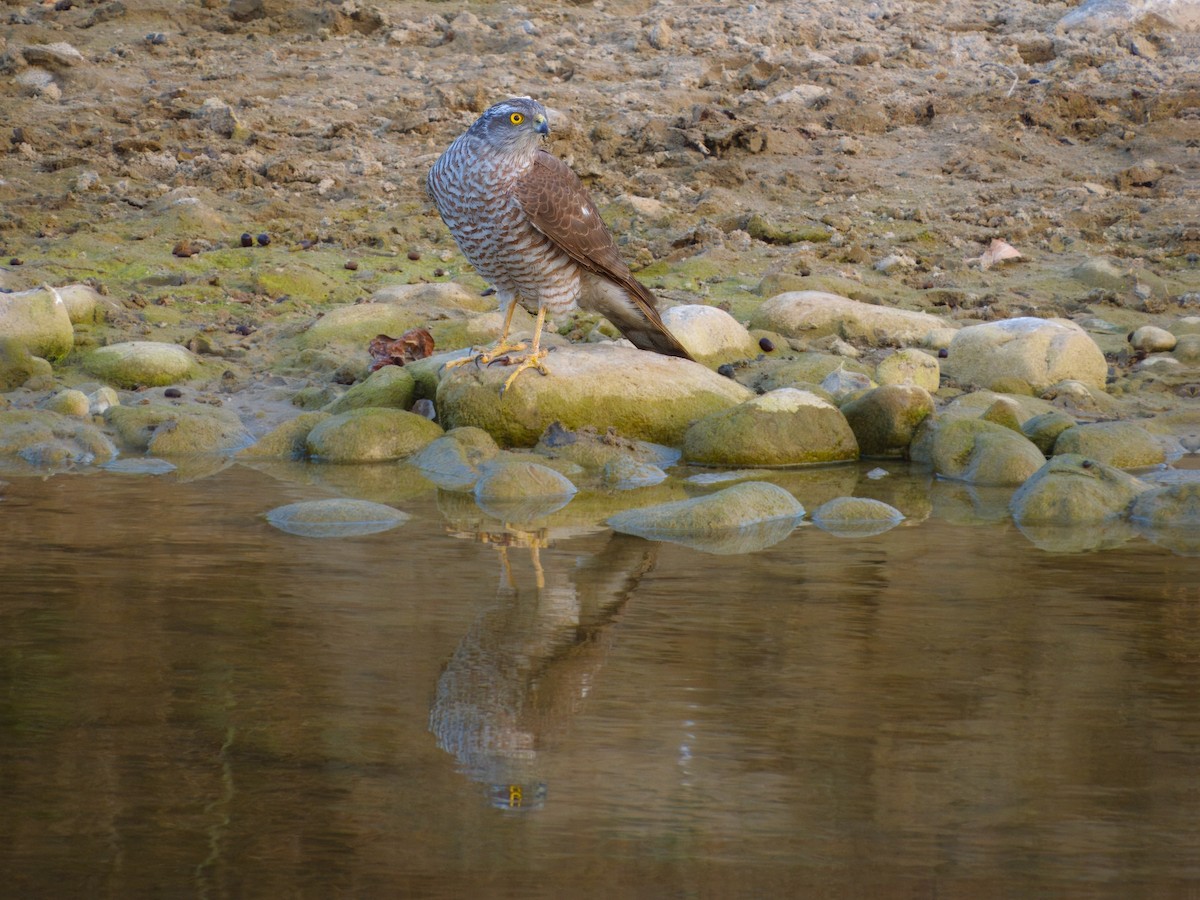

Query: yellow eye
left=509, top=112, right=524, bottom=125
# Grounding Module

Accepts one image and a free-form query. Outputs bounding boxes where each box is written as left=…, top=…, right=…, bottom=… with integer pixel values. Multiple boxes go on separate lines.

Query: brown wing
left=513, top=151, right=693, bottom=360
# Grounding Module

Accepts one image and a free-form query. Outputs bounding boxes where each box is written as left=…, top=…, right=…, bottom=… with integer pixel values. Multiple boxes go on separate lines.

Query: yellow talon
left=444, top=340, right=529, bottom=370
left=500, top=349, right=550, bottom=394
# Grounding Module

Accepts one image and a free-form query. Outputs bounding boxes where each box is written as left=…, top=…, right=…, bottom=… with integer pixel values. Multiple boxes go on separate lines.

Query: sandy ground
left=0, top=0, right=1195, bottom=424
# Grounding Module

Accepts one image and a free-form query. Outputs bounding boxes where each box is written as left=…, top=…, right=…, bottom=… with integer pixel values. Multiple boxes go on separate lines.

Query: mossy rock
left=305, top=407, right=443, bottom=462
left=683, top=388, right=858, bottom=467
left=238, top=412, right=332, bottom=459
left=840, top=384, right=934, bottom=458
left=0, top=409, right=117, bottom=471
left=409, top=426, right=500, bottom=491
left=0, top=337, right=53, bottom=389
left=1052, top=421, right=1166, bottom=469
left=931, top=417, right=1046, bottom=486
left=1010, top=454, right=1148, bottom=525
left=83, top=341, right=200, bottom=388
left=105, top=403, right=253, bottom=455
left=436, top=344, right=751, bottom=448
left=323, top=365, right=417, bottom=414
left=0, top=286, right=76, bottom=362
left=607, top=481, right=805, bottom=554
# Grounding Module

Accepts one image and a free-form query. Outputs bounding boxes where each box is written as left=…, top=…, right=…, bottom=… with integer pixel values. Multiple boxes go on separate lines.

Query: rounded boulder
left=683, top=388, right=858, bottom=467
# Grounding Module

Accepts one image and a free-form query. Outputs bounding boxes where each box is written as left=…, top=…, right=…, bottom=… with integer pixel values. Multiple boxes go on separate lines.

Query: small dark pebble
left=54, top=0, right=72, bottom=9
left=256, top=233, right=271, bottom=247
left=298, top=239, right=314, bottom=250
left=1081, top=459, right=1093, bottom=469
left=240, top=232, right=253, bottom=247
left=164, top=387, right=183, bottom=398
left=145, top=32, right=168, bottom=45
left=10, top=258, right=23, bottom=266
left=717, top=364, right=736, bottom=378
left=412, top=398, right=437, bottom=421
left=937, top=348, right=949, bottom=358
left=433, top=267, right=446, bottom=277
left=234, top=323, right=254, bottom=336
left=344, top=260, right=358, bottom=271
left=406, top=250, right=421, bottom=261
left=758, top=337, right=775, bottom=352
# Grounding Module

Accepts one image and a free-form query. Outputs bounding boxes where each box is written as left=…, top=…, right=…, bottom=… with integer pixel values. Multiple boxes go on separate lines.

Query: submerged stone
left=266, top=498, right=410, bottom=538
left=810, top=497, right=905, bottom=537
left=607, top=481, right=804, bottom=554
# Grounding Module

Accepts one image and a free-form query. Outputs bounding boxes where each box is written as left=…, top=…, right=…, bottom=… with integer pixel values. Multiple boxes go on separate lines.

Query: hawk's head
left=470, top=97, right=550, bottom=154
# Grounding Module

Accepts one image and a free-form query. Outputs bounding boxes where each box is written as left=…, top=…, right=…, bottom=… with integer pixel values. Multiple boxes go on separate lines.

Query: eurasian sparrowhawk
left=427, top=97, right=692, bottom=390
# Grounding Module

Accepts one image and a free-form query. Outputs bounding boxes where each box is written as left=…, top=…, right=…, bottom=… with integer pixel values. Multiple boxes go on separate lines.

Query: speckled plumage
left=427, top=97, right=692, bottom=360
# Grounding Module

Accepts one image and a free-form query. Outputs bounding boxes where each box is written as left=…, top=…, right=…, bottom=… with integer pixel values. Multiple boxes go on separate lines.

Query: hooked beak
left=534, top=114, right=549, bottom=136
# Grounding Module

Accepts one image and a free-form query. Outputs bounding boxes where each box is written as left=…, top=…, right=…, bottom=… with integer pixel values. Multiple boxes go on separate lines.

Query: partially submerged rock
left=1010, top=454, right=1148, bottom=524
left=0, top=409, right=117, bottom=472
left=106, top=403, right=253, bottom=455
left=238, top=412, right=331, bottom=459
left=265, top=498, right=410, bottom=538
left=437, top=344, right=750, bottom=448
left=840, top=384, right=934, bottom=458
left=1129, top=483, right=1200, bottom=555
left=931, top=418, right=1046, bottom=486
left=607, top=481, right=805, bottom=554
left=305, top=408, right=443, bottom=462
left=810, top=496, right=904, bottom=536
left=409, top=426, right=500, bottom=491
left=683, top=388, right=858, bottom=466
left=473, top=458, right=577, bottom=521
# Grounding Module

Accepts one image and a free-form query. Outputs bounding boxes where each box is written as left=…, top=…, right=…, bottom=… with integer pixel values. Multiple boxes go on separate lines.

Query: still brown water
left=0, top=463, right=1195, bottom=898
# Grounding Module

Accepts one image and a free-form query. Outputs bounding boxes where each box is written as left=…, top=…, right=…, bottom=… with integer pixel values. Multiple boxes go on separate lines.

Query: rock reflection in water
left=429, top=527, right=656, bottom=810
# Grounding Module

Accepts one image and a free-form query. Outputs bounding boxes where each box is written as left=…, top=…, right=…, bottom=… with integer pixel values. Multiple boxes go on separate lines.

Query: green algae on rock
left=105, top=403, right=253, bottom=455
left=305, top=407, right=442, bottom=462
left=930, top=418, right=1046, bottom=486
left=607, top=481, right=805, bottom=555
left=840, top=384, right=934, bottom=458
left=683, top=388, right=858, bottom=467
left=84, top=341, right=200, bottom=388
left=1010, top=454, right=1149, bottom=525
left=436, top=344, right=750, bottom=448
left=0, top=286, right=75, bottom=361
left=1052, top=421, right=1167, bottom=469
left=0, top=409, right=117, bottom=472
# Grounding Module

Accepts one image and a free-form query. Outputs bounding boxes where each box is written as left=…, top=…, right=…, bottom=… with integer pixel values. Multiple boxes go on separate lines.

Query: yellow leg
left=500, top=306, right=551, bottom=394
left=444, top=300, right=528, bottom=370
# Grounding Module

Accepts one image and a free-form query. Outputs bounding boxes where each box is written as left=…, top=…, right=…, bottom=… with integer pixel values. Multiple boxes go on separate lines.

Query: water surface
left=1, top=464, right=1195, bottom=896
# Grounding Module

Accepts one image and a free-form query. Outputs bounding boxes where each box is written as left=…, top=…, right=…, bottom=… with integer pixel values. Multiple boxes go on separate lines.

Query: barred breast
left=427, top=133, right=582, bottom=317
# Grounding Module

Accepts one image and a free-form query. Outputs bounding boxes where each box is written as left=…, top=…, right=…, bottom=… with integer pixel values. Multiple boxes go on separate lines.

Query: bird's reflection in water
left=430, top=517, right=656, bottom=811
